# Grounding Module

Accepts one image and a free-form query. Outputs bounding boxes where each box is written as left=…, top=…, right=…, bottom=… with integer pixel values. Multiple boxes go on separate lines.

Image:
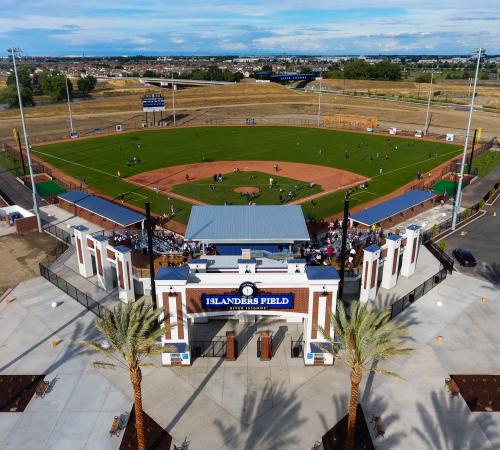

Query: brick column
left=401, top=225, right=421, bottom=278
left=360, top=245, right=381, bottom=304
left=73, top=225, right=93, bottom=278
left=259, top=331, right=271, bottom=361
left=381, top=234, right=402, bottom=290
left=226, top=331, right=236, bottom=361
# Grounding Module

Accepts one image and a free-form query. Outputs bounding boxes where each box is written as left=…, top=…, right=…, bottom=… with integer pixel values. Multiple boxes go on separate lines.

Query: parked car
left=452, top=248, right=477, bottom=267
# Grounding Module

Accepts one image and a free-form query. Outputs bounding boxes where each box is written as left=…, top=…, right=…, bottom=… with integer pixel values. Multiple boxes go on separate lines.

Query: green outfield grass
left=33, top=126, right=462, bottom=224
left=172, top=171, right=322, bottom=205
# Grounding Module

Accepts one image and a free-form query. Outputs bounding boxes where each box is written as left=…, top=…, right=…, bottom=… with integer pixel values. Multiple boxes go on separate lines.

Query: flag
left=117, top=171, right=121, bottom=177
left=13, top=128, right=18, bottom=142
left=477, top=128, right=482, bottom=141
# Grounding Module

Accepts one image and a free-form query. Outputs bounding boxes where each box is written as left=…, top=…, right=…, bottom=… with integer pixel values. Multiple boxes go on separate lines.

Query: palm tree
left=84, top=300, right=174, bottom=450
left=319, top=301, right=413, bottom=450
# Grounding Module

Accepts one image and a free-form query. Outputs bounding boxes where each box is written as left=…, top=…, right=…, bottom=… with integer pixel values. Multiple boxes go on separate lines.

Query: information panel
left=201, top=294, right=294, bottom=310
left=142, top=94, right=165, bottom=112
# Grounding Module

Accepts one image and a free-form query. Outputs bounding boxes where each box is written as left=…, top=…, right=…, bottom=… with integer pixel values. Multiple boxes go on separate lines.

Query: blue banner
left=201, top=294, right=294, bottom=310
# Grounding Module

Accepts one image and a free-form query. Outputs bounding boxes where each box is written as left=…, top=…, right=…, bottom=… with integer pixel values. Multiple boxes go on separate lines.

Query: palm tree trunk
left=130, top=368, right=147, bottom=450
left=346, top=370, right=361, bottom=450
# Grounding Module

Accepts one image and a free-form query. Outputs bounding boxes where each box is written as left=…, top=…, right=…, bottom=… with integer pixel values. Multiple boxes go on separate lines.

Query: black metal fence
left=424, top=241, right=455, bottom=273
left=291, top=338, right=304, bottom=358
left=390, top=268, right=448, bottom=319
left=41, top=219, right=72, bottom=244
left=39, top=243, right=105, bottom=318
left=190, top=338, right=227, bottom=359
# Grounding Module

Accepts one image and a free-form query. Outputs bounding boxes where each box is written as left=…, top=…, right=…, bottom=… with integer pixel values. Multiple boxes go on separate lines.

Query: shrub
left=438, top=240, right=447, bottom=252
left=479, top=199, right=485, bottom=209
left=430, top=224, right=438, bottom=236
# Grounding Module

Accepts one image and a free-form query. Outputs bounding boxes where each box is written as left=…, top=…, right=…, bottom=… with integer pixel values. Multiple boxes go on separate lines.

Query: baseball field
left=32, top=125, right=461, bottom=228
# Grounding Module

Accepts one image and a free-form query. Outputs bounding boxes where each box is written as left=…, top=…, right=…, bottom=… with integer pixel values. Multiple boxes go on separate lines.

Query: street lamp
left=338, top=187, right=354, bottom=301
left=424, top=70, right=434, bottom=135
left=8, top=47, right=42, bottom=232
left=452, top=48, right=483, bottom=230
left=317, top=68, right=322, bottom=127
left=65, top=74, right=74, bottom=134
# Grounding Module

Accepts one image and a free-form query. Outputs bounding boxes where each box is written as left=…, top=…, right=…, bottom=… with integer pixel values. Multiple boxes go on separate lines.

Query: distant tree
left=7, top=66, right=31, bottom=89
left=300, top=67, right=313, bottom=74
left=261, top=64, right=273, bottom=73
left=77, top=75, right=97, bottom=94
left=0, top=84, right=35, bottom=107
left=38, top=71, right=72, bottom=101
left=479, top=72, right=489, bottom=80
left=142, top=70, right=161, bottom=78
left=415, top=73, right=432, bottom=83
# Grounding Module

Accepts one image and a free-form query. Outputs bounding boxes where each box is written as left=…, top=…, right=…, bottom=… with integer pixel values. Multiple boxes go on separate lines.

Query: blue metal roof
left=386, top=234, right=402, bottom=242
left=406, top=224, right=421, bottom=231
left=305, top=265, right=340, bottom=280
left=156, top=266, right=189, bottom=281
left=114, top=245, right=131, bottom=254
left=364, top=245, right=380, bottom=253
left=288, top=258, right=306, bottom=263
left=59, top=190, right=145, bottom=227
left=74, top=225, right=89, bottom=232
left=349, top=190, right=434, bottom=227
left=93, top=234, right=108, bottom=242
left=185, top=205, right=310, bottom=244
left=237, top=258, right=256, bottom=264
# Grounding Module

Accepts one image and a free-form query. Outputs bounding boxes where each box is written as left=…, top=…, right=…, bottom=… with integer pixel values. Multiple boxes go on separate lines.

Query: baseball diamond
left=32, top=125, right=461, bottom=231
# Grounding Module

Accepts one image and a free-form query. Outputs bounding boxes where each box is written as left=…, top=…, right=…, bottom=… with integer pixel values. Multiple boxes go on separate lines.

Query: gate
left=190, top=337, right=227, bottom=359
left=256, top=334, right=273, bottom=358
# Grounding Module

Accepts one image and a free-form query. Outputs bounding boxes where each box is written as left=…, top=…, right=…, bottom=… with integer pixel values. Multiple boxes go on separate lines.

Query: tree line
left=0, top=67, right=97, bottom=108
left=142, top=65, right=244, bottom=82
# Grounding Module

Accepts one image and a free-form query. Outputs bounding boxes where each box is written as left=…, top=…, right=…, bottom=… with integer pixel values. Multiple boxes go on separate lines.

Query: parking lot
left=443, top=198, right=500, bottom=284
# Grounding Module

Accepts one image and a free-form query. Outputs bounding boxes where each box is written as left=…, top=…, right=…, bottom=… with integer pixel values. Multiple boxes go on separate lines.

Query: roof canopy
left=58, top=190, right=145, bottom=227
left=349, top=190, right=434, bottom=227
left=185, top=205, right=310, bottom=244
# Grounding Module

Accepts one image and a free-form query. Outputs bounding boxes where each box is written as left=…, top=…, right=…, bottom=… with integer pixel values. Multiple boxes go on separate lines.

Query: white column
left=73, top=225, right=93, bottom=278
left=359, top=245, right=381, bottom=304
left=114, top=245, right=135, bottom=302
left=401, top=225, right=421, bottom=278
left=157, top=283, right=190, bottom=366
left=381, top=235, right=402, bottom=290
left=93, top=235, right=113, bottom=291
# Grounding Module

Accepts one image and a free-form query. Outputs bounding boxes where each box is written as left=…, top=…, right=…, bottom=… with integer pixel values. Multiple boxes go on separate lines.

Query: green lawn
left=172, top=171, right=322, bottom=205
left=33, top=126, right=462, bottom=224
left=471, top=150, right=500, bottom=178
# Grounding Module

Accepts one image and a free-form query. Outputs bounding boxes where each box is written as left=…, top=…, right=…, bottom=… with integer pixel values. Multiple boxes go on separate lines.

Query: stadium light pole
left=452, top=48, right=483, bottom=231
left=65, top=74, right=74, bottom=134
left=338, top=188, right=353, bottom=302
left=317, top=69, right=322, bottom=127
left=8, top=47, right=42, bottom=232
left=171, top=71, right=176, bottom=126
left=145, top=202, right=157, bottom=309
left=423, top=70, right=434, bottom=135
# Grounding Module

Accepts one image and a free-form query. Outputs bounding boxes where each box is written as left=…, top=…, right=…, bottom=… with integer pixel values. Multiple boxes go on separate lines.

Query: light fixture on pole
left=65, top=74, right=74, bottom=134
left=8, top=47, right=42, bottom=232
left=424, top=70, right=434, bottom=135
left=317, top=68, right=322, bottom=127
left=452, top=48, right=483, bottom=230
left=171, top=71, right=176, bottom=126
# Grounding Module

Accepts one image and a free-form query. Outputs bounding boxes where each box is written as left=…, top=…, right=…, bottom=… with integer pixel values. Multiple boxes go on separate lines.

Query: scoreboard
left=142, top=93, right=165, bottom=112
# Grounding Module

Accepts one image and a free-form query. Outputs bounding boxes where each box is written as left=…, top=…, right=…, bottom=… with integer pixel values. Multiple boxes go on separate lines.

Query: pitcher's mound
left=234, top=186, right=260, bottom=194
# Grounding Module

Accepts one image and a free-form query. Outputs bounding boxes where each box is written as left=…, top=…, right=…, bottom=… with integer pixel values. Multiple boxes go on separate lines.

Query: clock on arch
left=239, top=282, right=258, bottom=297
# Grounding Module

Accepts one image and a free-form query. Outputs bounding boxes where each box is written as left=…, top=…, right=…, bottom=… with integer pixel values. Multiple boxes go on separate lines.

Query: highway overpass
left=97, top=76, right=233, bottom=87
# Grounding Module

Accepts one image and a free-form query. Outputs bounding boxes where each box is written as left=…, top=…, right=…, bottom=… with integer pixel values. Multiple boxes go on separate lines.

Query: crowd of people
left=298, top=220, right=386, bottom=268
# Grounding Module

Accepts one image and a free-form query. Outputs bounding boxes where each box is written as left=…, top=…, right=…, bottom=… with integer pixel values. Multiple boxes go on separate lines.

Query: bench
left=371, top=416, right=385, bottom=438
left=445, top=378, right=460, bottom=397
left=35, top=380, right=49, bottom=398
left=109, top=416, right=123, bottom=437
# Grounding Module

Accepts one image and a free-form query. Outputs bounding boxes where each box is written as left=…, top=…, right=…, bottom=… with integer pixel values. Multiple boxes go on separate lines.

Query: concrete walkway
left=1, top=272, right=499, bottom=449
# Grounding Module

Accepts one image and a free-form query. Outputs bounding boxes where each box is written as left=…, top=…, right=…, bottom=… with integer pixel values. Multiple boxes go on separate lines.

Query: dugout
left=58, top=190, right=145, bottom=230
left=349, top=190, right=436, bottom=229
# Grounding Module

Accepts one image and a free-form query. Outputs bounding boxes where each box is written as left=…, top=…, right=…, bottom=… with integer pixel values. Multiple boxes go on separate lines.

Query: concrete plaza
left=0, top=271, right=499, bottom=449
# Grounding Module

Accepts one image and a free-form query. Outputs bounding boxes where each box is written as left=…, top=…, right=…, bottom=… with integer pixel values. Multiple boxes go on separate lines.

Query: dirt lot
left=0, top=80, right=498, bottom=146
left=0, top=231, right=58, bottom=293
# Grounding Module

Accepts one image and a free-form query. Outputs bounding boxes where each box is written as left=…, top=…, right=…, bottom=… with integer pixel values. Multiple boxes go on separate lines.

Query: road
left=443, top=195, right=500, bottom=284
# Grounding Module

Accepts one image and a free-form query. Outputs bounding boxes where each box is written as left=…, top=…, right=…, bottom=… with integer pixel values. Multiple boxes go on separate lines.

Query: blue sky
left=0, top=0, right=498, bottom=56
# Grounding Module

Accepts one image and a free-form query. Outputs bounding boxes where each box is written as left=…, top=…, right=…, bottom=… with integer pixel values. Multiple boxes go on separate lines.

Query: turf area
left=29, top=180, right=67, bottom=197
left=432, top=179, right=459, bottom=196
left=33, top=126, right=461, bottom=224
left=172, top=171, right=322, bottom=205
left=471, top=150, right=500, bottom=177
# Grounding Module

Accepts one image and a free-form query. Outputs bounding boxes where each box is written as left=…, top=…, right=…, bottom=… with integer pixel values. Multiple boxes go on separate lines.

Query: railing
left=41, top=219, right=72, bottom=244
left=424, top=241, right=455, bottom=273
left=190, top=338, right=227, bottom=359
left=39, top=243, right=105, bottom=318
left=291, top=338, right=304, bottom=358
left=250, top=250, right=293, bottom=260
left=390, top=268, right=448, bottom=320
